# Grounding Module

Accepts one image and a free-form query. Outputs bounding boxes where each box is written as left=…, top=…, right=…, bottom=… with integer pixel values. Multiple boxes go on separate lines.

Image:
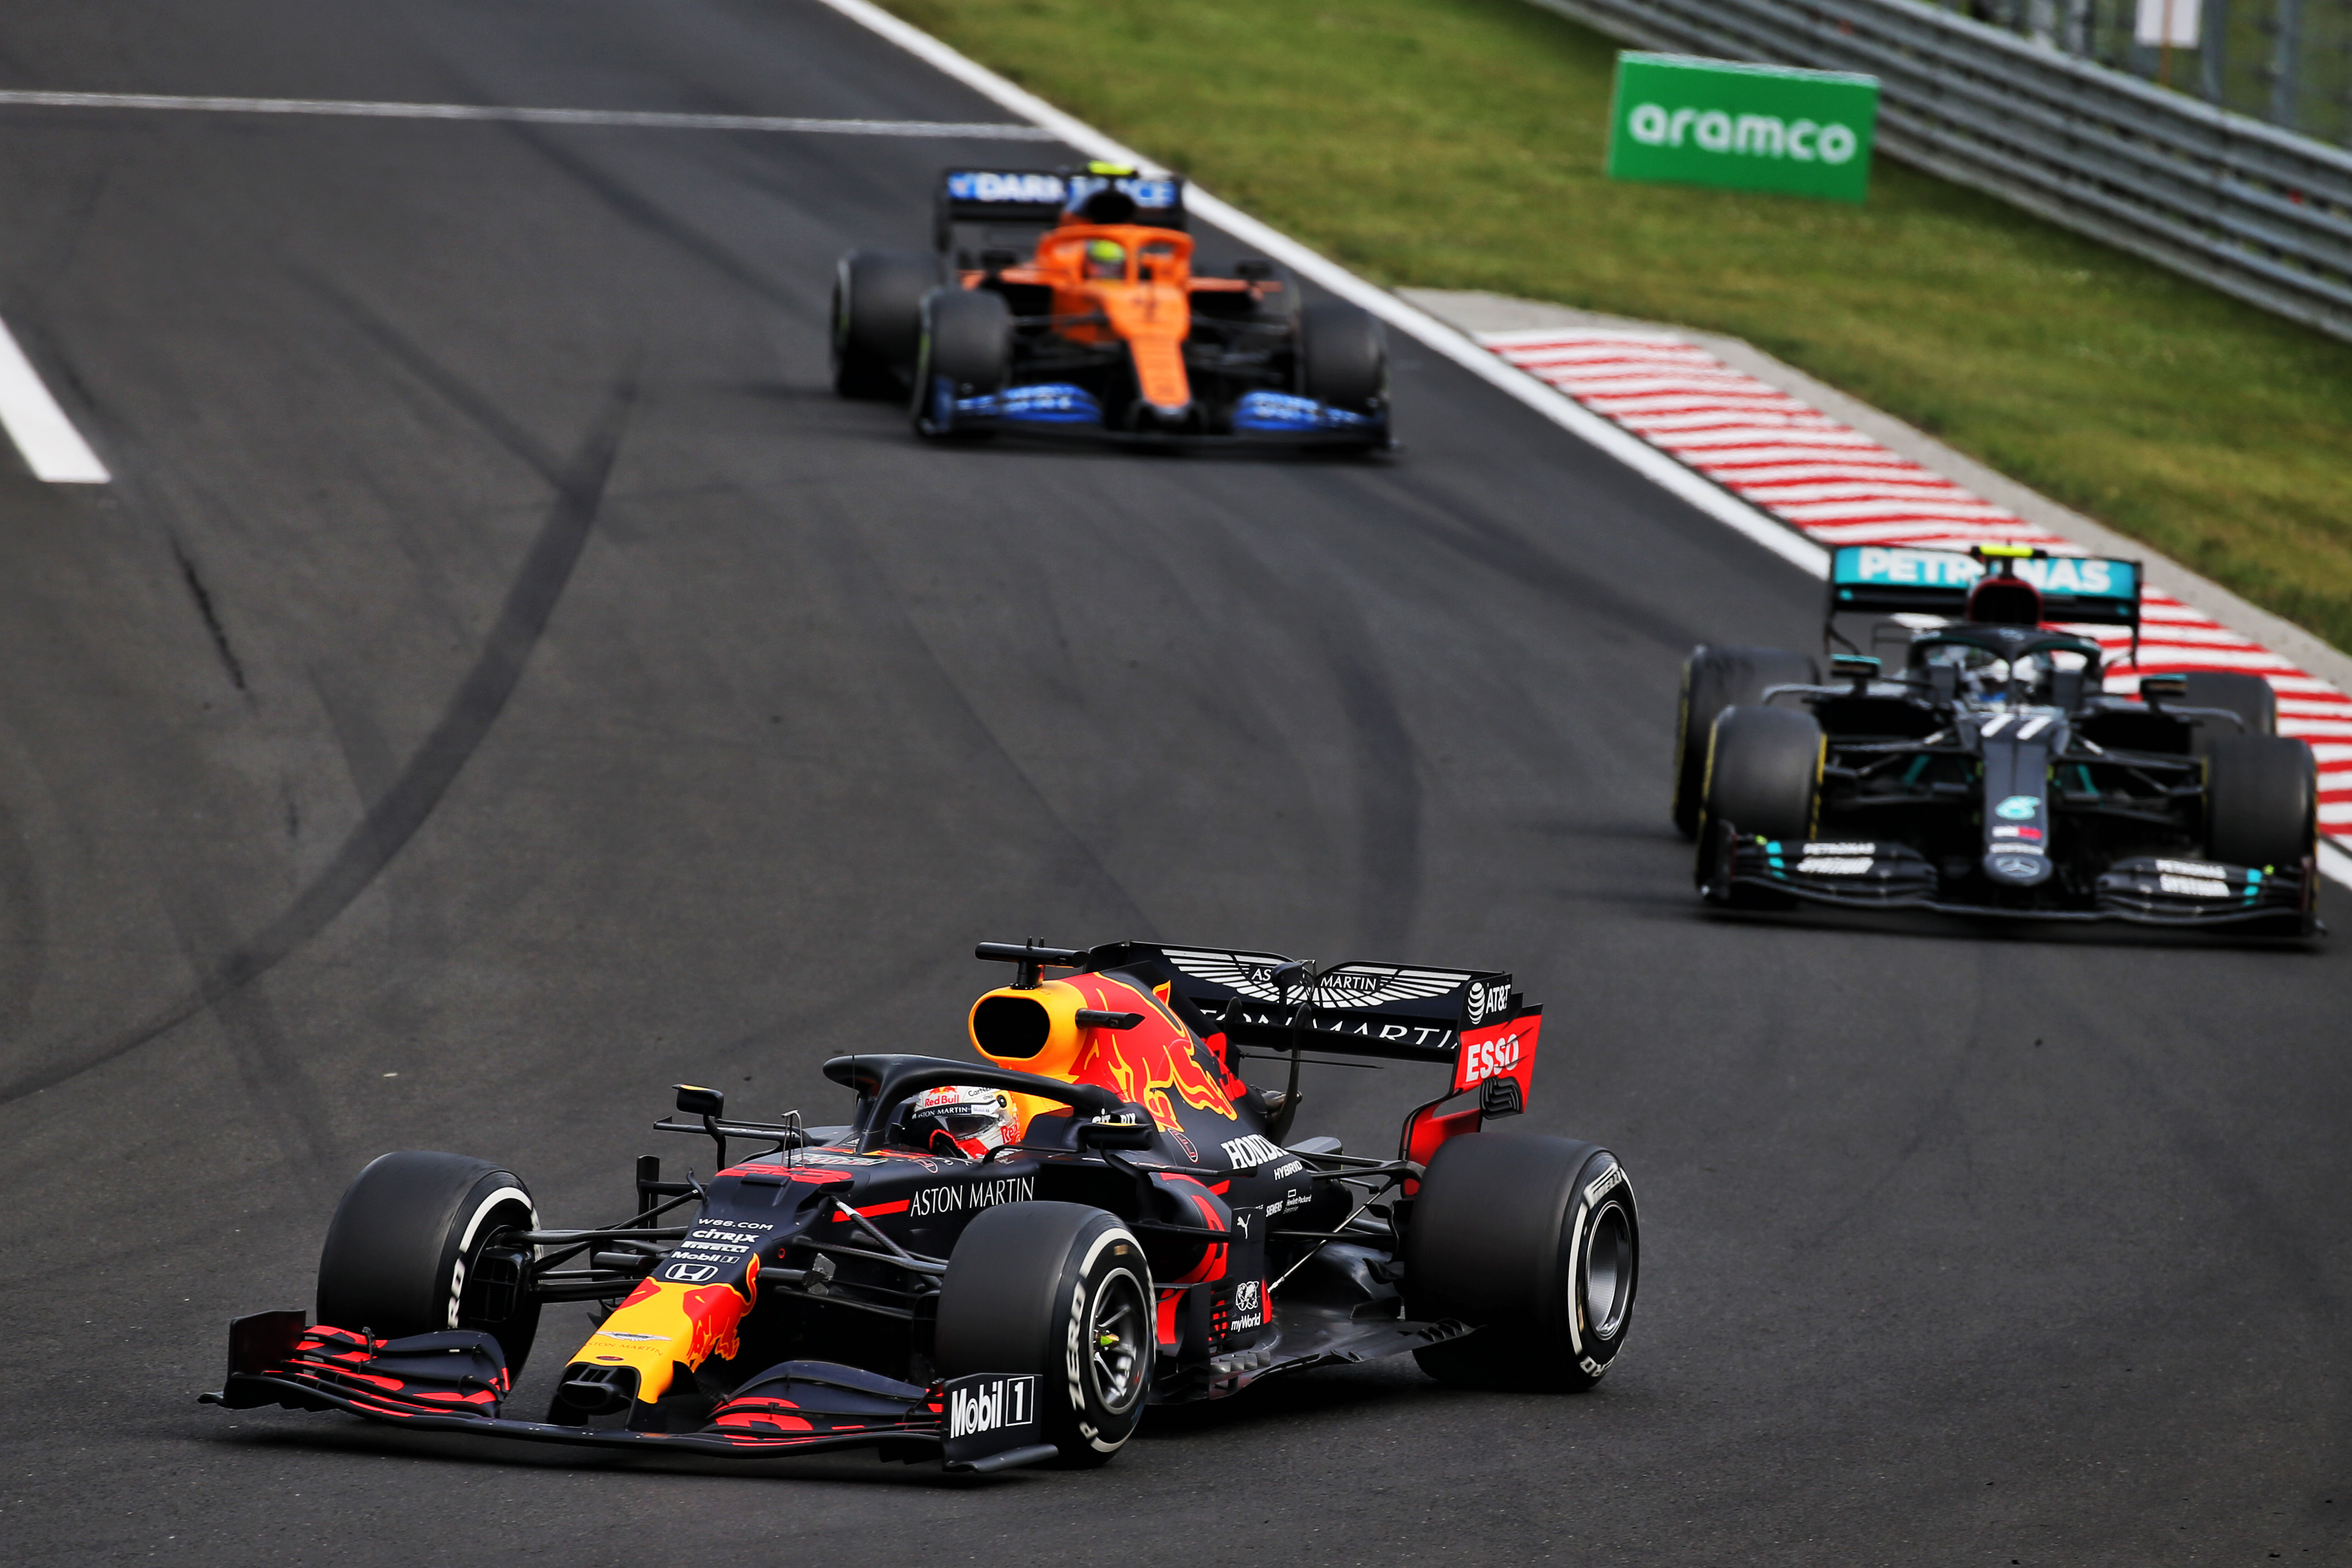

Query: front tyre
left=1674, top=646, right=1819, bottom=836
left=1404, top=1133, right=1637, bottom=1392
left=936, top=1202, right=1153, bottom=1467
left=910, top=286, right=1013, bottom=438
left=2205, top=733, right=2317, bottom=868
left=832, top=249, right=935, bottom=399
left=315, top=1151, right=541, bottom=1374
left=1298, top=300, right=1387, bottom=413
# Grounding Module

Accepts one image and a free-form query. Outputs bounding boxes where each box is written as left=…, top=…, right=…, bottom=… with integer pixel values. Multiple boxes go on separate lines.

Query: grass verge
left=883, top=0, right=2352, bottom=651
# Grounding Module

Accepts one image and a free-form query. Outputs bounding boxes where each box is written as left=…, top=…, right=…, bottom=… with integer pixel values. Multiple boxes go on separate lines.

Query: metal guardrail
left=1524, top=0, right=2352, bottom=343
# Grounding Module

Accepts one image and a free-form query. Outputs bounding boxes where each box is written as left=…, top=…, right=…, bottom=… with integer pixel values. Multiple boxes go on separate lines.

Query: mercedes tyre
left=1696, top=702, right=1824, bottom=891
left=2205, top=733, right=2317, bottom=869
left=1674, top=646, right=1818, bottom=836
left=2182, top=671, right=2278, bottom=753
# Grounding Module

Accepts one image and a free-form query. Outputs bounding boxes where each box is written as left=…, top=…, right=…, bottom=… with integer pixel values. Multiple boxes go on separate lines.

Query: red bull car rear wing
left=987, top=939, right=1544, bottom=1136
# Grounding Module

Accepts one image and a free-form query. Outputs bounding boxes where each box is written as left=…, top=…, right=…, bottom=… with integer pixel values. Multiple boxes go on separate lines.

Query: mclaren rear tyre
left=1673, top=646, right=1819, bottom=836
left=2183, top=671, right=2278, bottom=753
left=2205, top=733, right=2317, bottom=869
left=315, top=1151, right=541, bottom=1375
left=1404, top=1133, right=1637, bottom=1393
left=832, top=249, right=935, bottom=399
left=910, top=286, right=1014, bottom=438
left=936, top=1202, right=1152, bottom=1468
left=1298, top=300, right=1387, bottom=413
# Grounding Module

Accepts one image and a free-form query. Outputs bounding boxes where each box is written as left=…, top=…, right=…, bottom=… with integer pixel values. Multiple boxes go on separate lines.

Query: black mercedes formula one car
left=205, top=939, right=1635, bottom=1472
left=1673, top=544, right=2320, bottom=933
left=829, top=164, right=1391, bottom=448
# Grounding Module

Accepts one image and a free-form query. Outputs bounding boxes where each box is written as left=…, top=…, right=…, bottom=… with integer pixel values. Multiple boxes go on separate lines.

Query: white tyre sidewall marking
left=1069, top=1223, right=1147, bottom=1451
left=446, top=1184, right=533, bottom=1330
left=1565, top=1200, right=1592, bottom=1358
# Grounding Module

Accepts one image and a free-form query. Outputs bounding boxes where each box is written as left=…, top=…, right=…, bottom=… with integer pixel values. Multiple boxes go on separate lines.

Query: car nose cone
left=1983, top=849, right=2055, bottom=887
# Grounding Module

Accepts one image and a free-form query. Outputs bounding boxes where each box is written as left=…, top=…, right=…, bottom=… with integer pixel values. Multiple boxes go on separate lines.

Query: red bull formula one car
left=203, top=940, right=1636, bottom=1472
left=830, top=165, right=1392, bottom=448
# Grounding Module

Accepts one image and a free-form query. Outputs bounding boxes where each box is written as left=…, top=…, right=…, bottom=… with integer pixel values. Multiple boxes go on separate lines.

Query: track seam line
left=0, top=88, right=1056, bottom=140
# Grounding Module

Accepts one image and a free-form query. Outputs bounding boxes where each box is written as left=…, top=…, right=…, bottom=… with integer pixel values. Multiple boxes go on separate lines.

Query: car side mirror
left=1830, top=653, right=1880, bottom=689
left=675, top=1084, right=726, bottom=1119
left=1078, top=1111, right=1155, bottom=1150
left=2140, top=674, right=2187, bottom=705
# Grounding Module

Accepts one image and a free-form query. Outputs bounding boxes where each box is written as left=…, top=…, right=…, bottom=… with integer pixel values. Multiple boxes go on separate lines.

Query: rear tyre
left=2182, top=672, right=2278, bottom=754
left=1404, top=1133, right=1637, bottom=1392
left=1298, top=301, right=1387, bottom=413
left=2205, top=734, right=2316, bottom=869
left=1674, top=647, right=1819, bottom=836
left=832, top=249, right=935, bottom=399
left=936, top=1203, right=1152, bottom=1467
left=315, top=1151, right=541, bottom=1375
left=910, top=286, right=1014, bottom=437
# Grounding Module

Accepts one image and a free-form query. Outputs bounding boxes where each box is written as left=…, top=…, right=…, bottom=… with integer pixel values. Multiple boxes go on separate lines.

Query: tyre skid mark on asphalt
left=0, top=359, right=639, bottom=1106
left=833, top=492, right=1162, bottom=937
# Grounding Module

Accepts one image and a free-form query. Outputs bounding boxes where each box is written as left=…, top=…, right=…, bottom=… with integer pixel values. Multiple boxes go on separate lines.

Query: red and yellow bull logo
left=969, top=974, right=1236, bottom=1135
left=1073, top=977, right=1235, bottom=1132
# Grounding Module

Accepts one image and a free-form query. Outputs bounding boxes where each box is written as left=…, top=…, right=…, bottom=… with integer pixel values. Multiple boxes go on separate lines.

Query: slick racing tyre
left=1297, top=300, right=1387, bottom=413
left=936, top=1202, right=1152, bottom=1467
left=1404, top=1133, right=1637, bottom=1392
left=316, top=1151, right=541, bottom=1375
left=1674, top=646, right=1818, bottom=836
left=2182, top=671, right=2278, bottom=753
left=832, top=249, right=934, bottom=398
left=911, top=286, right=1014, bottom=436
left=1697, top=702, right=1823, bottom=880
left=2205, top=733, right=2316, bottom=869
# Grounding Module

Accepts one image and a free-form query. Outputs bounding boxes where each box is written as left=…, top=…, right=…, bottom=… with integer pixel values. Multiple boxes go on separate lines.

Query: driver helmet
left=1922, top=640, right=2010, bottom=702
left=1084, top=238, right=1127, bottom=280
left=903, top=1084, right=1013, bottom=1159
left=2013, top=646, right=2087, bottom=705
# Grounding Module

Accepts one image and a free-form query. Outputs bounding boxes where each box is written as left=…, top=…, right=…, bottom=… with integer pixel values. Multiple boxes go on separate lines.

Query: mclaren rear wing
left=933, top=166, right=1186, bottom=259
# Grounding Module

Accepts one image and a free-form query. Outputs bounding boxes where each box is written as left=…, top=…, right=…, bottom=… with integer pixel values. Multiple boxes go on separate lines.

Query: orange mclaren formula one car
left=831, top=165, right=1392, bottom=447
left=205, top=940, right=1637, bottom=1473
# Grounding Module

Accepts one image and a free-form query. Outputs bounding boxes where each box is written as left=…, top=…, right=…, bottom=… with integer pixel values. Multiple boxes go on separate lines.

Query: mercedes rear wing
left=1828, top=544, right=2141, bottom=629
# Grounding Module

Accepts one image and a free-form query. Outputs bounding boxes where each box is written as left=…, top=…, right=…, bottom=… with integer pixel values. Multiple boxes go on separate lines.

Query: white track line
left=0, top=88, right=1055, bottom=141
left=0, top=317, right=107, bottom=483
left=803, top=0, right=2347, bottom=897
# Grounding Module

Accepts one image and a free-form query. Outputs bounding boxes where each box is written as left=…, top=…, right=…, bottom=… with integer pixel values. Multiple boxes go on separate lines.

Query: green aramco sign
left=1605, top=52, right=1880, bottom=203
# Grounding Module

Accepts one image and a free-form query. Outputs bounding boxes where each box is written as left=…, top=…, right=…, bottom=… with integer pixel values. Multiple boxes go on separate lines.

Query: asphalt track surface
left=0, top=4, right=2347, bottom=1564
